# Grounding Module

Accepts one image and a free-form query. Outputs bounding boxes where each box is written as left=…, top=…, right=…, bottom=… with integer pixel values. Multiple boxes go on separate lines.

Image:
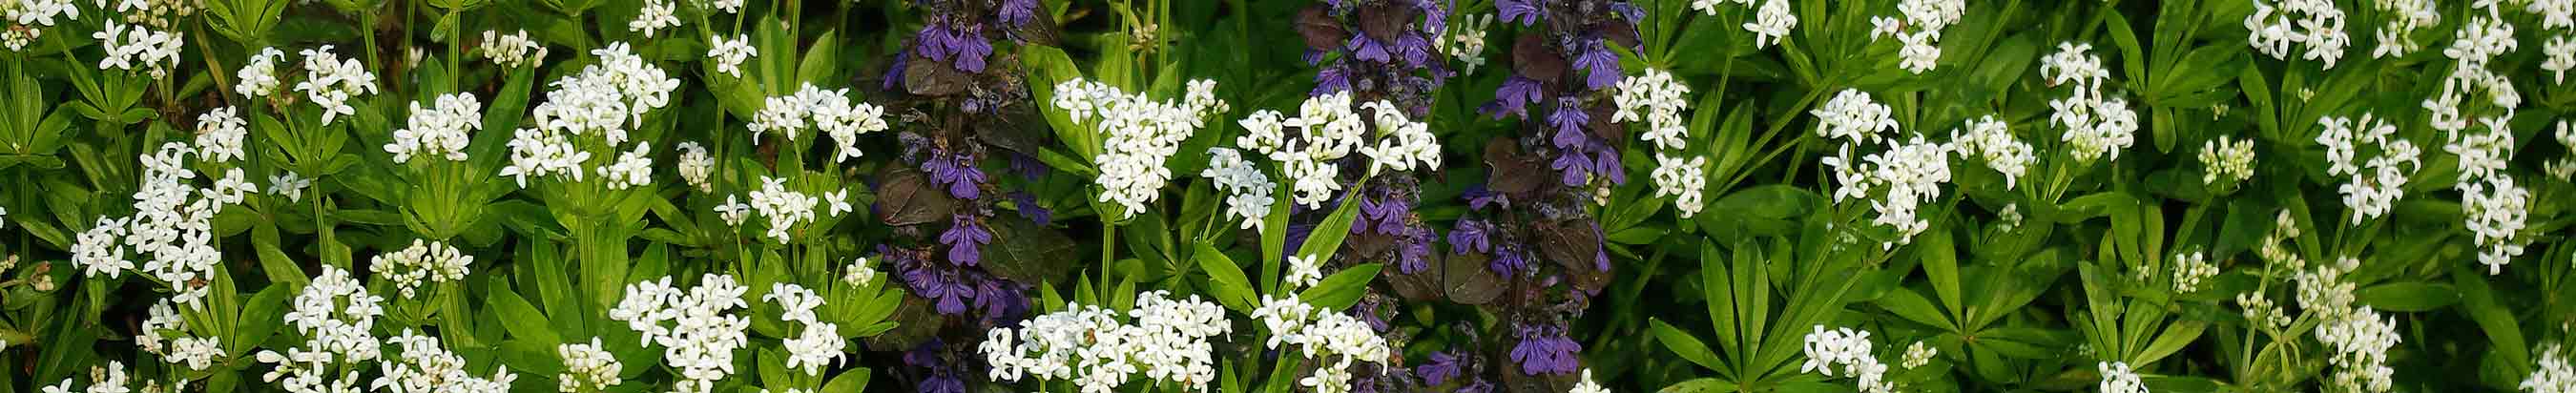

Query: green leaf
left=490, top=288, right=562, bottom=346
left=1294, top=195, right=1363, bottom=268
left=821, top=368, right=873, bottom=393
left=1194, top=242, right=1258, bottom=313
left=2357, top=281, right=2460, bottom=313
left=1649, top=319, right=1725, bottom=371
left=1298, top=263, right=1382, bottom=311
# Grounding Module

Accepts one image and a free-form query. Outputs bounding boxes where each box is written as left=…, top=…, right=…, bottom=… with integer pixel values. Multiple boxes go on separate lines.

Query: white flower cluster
left=0, top=0, right=76, bottom=51
left=377, top=330, right=517, bottom=393
left=736, top=176, right=821, bottom=242
left=2246, top=0, right=2350, bottom=68
left=2197, top=135, right=2256, bottom=186
left=2532, top=0, right=2576, bottom=83
left=388, top=93, right=485, bottom=164
left=675, top=141, right=716, bottom=192
left=197, top=107, right=249, bottom=163
left=2554, top=122, right=2576, bottom=180
left=296, top=46, right=382, bottom=126
left=2237, top=292, right=2292, bottom=332
left=71, top=142, right=256, bottom=306
left=2295, top=257, right=2360, bottom=321
left=2460, top=176, right=2529, bottom=274
left=258, top=266, right=386, bottom=393
left=1870, top=0, right=1965, bottom=73
left=94, top=22, right=185, bottom=78
left=481, top=30, right=548, bottom=68
left=2316, top=306, right=2399, bottom=393
left=1286, top=254, right=1324, bottom=290
left=1703, top=0, right=1797, bottom=49
left=502, top=43, right=679, bottom=187
left=842, top=257, right=879, bottom=286
left=1444, top=13, right=1494, bottom=74
left=1616, top=69, right=1708, bottom=217
left=608, top=274, right=753, bottom=393
left=1950, top=115, right=2032, bottom=189
left=2527, top=344, right=2576, bottom=393
left=2042, top=43, right=2139, bottom=164
left=556, top=339, right=623, bottom=393
left=2369, top=0, right=2441, bottom=58
left=1800, top=325, right=1893, bottom=393
left=2315, top=114, right=2420, bottom=224
left=1571, top=368, right=1610, bottom=393
left=1237, top=92, right=1431, bottom=208
left=594, top=141, right=655, bottom=190
left=370, top=239, right=472, bottom=298
left=1202, top=148, right=1278, bottom=231
left=1248, top=295, right=1390, bottom=393
left=43, top=362, right=133, bottom=393
left=708, top=34, right=756, bottom=77
left=238, top=48, right=285, bottom=98
left=1055, top=78, right=1230, bottom=218
left=2170, top=251, right=2217, bottom=293
left=630, top=0, right=680, bottom=37
left=2425, top=8, right=2522, bottom=134
left=2449, top=117, right=2518, bottom=183
left=1901, top=341, right=1938, bottom=369
left=984, top=291, right=1232, bottom=393
left=139, top=299, right=223, bottom=370
left=748, top=83, right=890, bottom=162
left=764, top=283, right=847, bottom=376
left=1815, top=90, right=1953, bottom=248
left=271, top=172, right=312, bottom=202
left=2099, top=362, right=2149, bottom=393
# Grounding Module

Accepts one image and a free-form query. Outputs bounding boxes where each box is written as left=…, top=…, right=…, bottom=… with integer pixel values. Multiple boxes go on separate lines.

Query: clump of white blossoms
left=1248, top=294, right=1391, bottom=393
left=1571, top=368, right=1610, bottom=393
left=630, top=0, right=679, bottom=37
left=2368, top=0, right=2440, bottom=58
left=556, top=338, right=622, bottom=393
left=481, top=30, right=548, bottom=68
left=1443, top=13, right=1494, bottom=74
left=387, top=93, right=485, bottom=164
left=2460, top=176, right=2529, bottom=275
left=1055, top=78, right=1230, bottom=219
left=984, top=291, right=1232, bottom=393
left=608, top=274, right=753, bottom=393
left=708, top=34, right=756, bottom=77
left=742, top=176, right=821, bottom=242
left=1693, top=0, right=1796, bottom=49
left=197, top=107, right=250, bottom=163
left=1868, top=0, right=1966, bottom=73
left=1949, top=115, right=2032, bottom=189
left=1236, top=92, right=1376, bottom=208
left=2551, top=122, right=2576, bottom=181
left=1814, top=90, right=1952, bottom=248
left=2423, top=7, right=2521, bottom=135
left=675, top=141, right=716, bottom=192
left=2527, top=344, right=2576, bottom=393
left=1801, top=325, right=1894, bottom=393
left=2314, top=113, right=2420, bottom=224
left=238, top=48, right=285, bottom=98
left=2099, top=362, right=2149, bottom=393
left=2447, top=116, right=2518, bottom=184
left=377, top=329, right=518, bottom=393
left=1901, top=341, right=1938, bottom=369
left=1201, top=147, right=1278, bottom=231
left=2041, top=43, right=2139, bottom=164
left=841, top=257, right=879, bottom=286
left=139, top=299, right=223, bottom=371
left=93, top=22, right=185, bottom=78
left=764, top=283, right=847, bottom=376
left=271, top=172, right=312, bottom=201
left=2198, top=135, right=2256, bottom=187
left=258, top=266, right=386, bottom=393
left=2246, top=0, right=2350, bottom=68
left=501, top=43, right=679, bottom=187
left=1616, top=69, right=1708, bottom=217
left=2316, top=306, right=2399, bottom=393
left=70, top=142, right=257, bottom=306
left=2170, top=251, right=2217, bottom=293
left=0, top=0, right=76, bottom=51
left=370, top=239, right=472, bottom=298
left=747, top=83, right=891, bottom=162
left=1286, top=254, right=1325, bottom=290
left=295, top=46, right=382, bottom=126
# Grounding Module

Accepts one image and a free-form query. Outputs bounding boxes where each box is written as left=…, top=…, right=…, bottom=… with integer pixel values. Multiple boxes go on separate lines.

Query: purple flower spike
left=939, top=214, right=992, bottom=266
left=1418, top=351, right=1465, bottom=384
left=1497, top=0, right=1539, bottom=26
left=1509, top=323, right=1583, bottom=375
left=1487, top=76, right=1544, bottom=118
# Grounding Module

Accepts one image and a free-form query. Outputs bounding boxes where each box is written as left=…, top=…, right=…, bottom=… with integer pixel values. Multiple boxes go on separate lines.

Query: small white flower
left=1286, top=254, right=1324, bottom=290
left=1445, top=13, right=1494, bottom=74
left=370, top=239, right=473, bottom=298
left=1058, top=78, right=1229, bottom=219
left=708, top=34, right=756, bottom=77
left=2246, top=0, right=2350, bottom=68
left=2461, top=176, right=2529, bottom=275
left=1201, top=148, right=1278, bottom=231
left=237, top=48, right=286, bottom=98
left=1950, top=115, right=2033, bottom=189
left=675, top=141, right=715, bottom=192
left=268, top=172, right=311, bottom=202
left=387, top=93, right=485, bottom=164
left=1801, top=325, right=1894, bottom=393
left=295, top=46, right=381, bottom=126
left=195, top=107, right=249, bottom=163
left=1570, top=368, right=1610, bottom=393
left=557, top=338, right=622, bottom=392
left=1745, top=0, right=1797, bottom=49
left=2170, top=251, right=2218, bottom=292
left=2525, top=344, right=2576, bottom=393
left=481, top=30, right=548, bottom=68
left=841, top=258, right=878, bottom=287
left=1901, top=341, right=1938, bottom=369
left=2099, top=362, right=2149, bottom=393
left=2198, top=135, right=2256, bottom=186
left=629, top=0, right=680, bottom=37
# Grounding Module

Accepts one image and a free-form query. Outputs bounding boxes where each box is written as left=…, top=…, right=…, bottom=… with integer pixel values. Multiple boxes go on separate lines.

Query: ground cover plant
left=0, top=0, right=2574, bottom=392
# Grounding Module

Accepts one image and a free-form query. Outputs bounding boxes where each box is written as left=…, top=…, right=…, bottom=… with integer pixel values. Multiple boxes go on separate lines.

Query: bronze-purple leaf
left=904, top=52, right=970, bottom=96
left=1357, top=5, right=1415, bottom=44
left=1512, top=33, right=1566, bottom=83
left=1587, top=100, right=1624, bottom=142
left=1443, top=250, right=1506, bottom=305
left=875, top=164, right=958, bottom=226
left=1298, top=6, right=1349, bottom=52
left=1485, top=138, right=1545, bottom=195
left=1535, top=218, right=1600, bottom=274
left=979, top=217, right=1075, bottom=283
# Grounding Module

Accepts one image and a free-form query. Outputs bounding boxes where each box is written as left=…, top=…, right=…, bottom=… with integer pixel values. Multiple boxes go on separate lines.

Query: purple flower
left=1351, top=35, right=1393, bottom=63
left=1489, top=243, right=1530, bottom=276
left=1485, top=76, right=1544, bottom=119
left=1572, top=40, right=1622, bottom=90
left=1448, top=219, right=1493, bottom=255
left=1463, top=185, right=1510, bottom=210
left=924, top=153, right=987, bottom=200
left=1497, top=0, right=1539, bottom=26
left=975, top=279, right=1027, bottom=320
left=1591, top=146, right=1627, bottom=185
left=1011, top=191, right=1052, bottom=225
left=999, top=0, right=1038, bottom=26
left=1400, top=225, right=1433, bottom=274
left=950, top=27, right=994, bottom=72
left=1398, top=34, right=1435, bottom=68
left=1550, top=149, right=1593, bottom=187
left=1548, top=98, right=1590, bottom=150
left=1509, top=323, right=1582, bottom=375
left=940, top=214, right=992, bottom=266
left=904, top=340, right=968, bottom=393
left=1417, top=351, right=1465, bottom=384
left=1315, top=65, right=1353, bottom=95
